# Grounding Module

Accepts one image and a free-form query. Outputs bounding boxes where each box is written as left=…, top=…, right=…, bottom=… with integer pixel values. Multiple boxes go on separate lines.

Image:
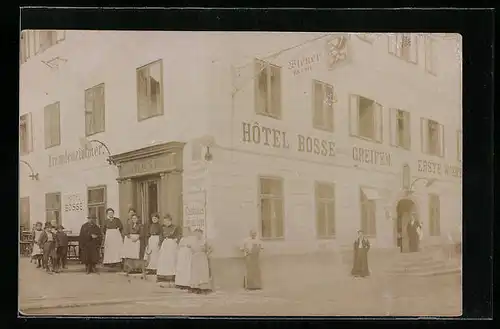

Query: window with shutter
left=315, top=182, right=335, bottom=238
left=312, top=80, right=334, bottom=132
left=254, top=59, right=282, bottom=119
left=88, top=186, right=107, bottom=227
left=137, top=60, right=164, bottom=121
left=85, top=83, right=106, bottom=136
left=424, top=119, right=444, bottom=157
left=259, top=177, right=284, bottom=239
left=45, top=192, right=62, bottom=225
left=425, top=37, right=438, bottom=75
left=44, top=102, right=61, bottom=148
left=389, top=33, right=419, bottom=64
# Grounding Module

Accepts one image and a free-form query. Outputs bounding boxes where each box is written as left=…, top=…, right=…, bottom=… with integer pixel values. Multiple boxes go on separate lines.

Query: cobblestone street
left=19, top=258, right=461, bottom=317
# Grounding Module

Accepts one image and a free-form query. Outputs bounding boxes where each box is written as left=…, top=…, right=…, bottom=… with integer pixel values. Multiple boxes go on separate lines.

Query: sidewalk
left=18, top=258, right=175, bottom=312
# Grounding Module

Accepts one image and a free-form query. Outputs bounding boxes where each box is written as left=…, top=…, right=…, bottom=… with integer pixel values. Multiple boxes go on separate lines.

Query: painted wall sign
left=62, top=193, right=85, bottom=235
left=241, top=121, right=336, bottom=158
left=119, top=153, right=176, bottom=177
left=288, top=53, right=321, bottom=76
left=184, top=203, right=205, bottom=230
left=48, top=145, right=105, bottom=167
left=417, top=160, right=462, bottom=178
left=352, top=147, right=392, bottom=166
left=64, top=194, right=84, bottom=212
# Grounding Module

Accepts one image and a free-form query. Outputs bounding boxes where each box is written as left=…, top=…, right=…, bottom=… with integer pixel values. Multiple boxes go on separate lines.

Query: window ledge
left=138, top=112, right=164, bottom=122
left=256, top=111, right=282, bottom=120
left=85, top=130, right=105, bottom=138
left=351, top=134, right=383, bottom=144
left=45, top=143, right=61, bottom=150
left=390, top=144, right=411, bottom=151
left=313, top=125, right=334, bottom=133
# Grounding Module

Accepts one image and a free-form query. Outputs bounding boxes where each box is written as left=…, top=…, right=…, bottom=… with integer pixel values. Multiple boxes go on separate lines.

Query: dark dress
left=39, top=230, right=56, bottom=271
left=79, top=222, right=102, bottom=268
left=122, top=221, right=145, bottom=273
left=55, top=230, right=69, bottom=269
left=351, top=237, right=371, bottom=277
left=407, top=221, right=421, bottom=252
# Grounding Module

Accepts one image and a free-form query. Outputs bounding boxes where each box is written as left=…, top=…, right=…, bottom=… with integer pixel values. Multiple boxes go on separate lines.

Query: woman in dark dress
left=351, top=230, right=371, bottom=278
left=407, top=215, right=422, bottom=253
left=79, top=215, right=103, bottom=274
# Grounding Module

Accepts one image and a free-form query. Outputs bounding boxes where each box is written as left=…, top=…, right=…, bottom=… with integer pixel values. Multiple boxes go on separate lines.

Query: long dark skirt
left=351, top=248, right=370, bottom=277
left=408, top=234, right=420, bottom=252
left=244, top=251, right=262, bottom=290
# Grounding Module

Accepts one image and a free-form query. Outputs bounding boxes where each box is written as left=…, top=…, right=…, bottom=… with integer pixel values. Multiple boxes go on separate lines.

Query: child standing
left=55, top=225, right=69, bottom=270
left=39, top=223, right=57, bottom=273
left=31, top=222, right=44, bottom=268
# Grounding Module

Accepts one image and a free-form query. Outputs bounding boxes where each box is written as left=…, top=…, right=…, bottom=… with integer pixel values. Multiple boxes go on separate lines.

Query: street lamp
left=406, top=177, right=437, bottom=195
left=79, top=138, right=116, bottom=166
left=20, top=160, right=39, bottom=181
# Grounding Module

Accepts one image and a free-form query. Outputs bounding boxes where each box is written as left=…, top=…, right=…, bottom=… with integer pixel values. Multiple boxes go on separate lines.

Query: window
left=85, top=83, right=105, bottom=136
left=45, top=192, right=61, bottom=225
left=425, top=36, right=438, bottom=75
left=428, top=194, right=441, bottom=236
left=137, top=60, right=163, bottom=121
left=360, top=188, right=377, bottom=237
left=19, top=113, right=33, bottom=154
left=315, top=182, right=335, bottom=238
left=389, top=108, right=411, bottom=149
left=34, top=30, right=65, bottom=54
left=312, top=80, right=334, bottom=131
left=421, top=118, right=444, bottom=157
left=44, top=102, right=61, bottom=148
left=388, top=33, right=418, bottom=64
left=457, top=130, right=462, bottom=162
left=255, top=59, right=281, bottom=119
left=259, top=177, right=284, bottom=239
left=20, top=31, right=30, bottom=64
left=88, top=186, right=107, bottom=227
left=20, top=197, right=30, bottom=230
left=349, top=94, right=383, bottom=142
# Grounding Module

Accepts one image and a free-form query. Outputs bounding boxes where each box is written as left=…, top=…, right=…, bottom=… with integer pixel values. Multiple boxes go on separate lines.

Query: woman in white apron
left=31, top=222, right=44, bottom=268
left=156, top=214, right=181, bottom=285
left=144, top=213, right=162, bottom=274
left=174, top=227, right=195, bottom=290
left=189, top=228, right=213, bottom=294
left=102, top=208, right=124, bottom=269
left=121, top=214, right=144, bottom=274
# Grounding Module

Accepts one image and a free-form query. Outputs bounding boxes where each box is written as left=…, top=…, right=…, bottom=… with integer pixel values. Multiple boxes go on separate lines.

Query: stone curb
left=20, top=294, right=176, bottom=313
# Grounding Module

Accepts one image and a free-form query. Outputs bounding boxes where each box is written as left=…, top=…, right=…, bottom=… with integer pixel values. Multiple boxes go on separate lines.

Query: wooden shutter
left=409, top=34, right=419, bottom=63
left=325, top=84, right=334, bottom=130
left=420, top=118, right=429, bottom=154
left=26, top=113, right=33, bottom=152
left=95, top=84, right=105, bottom=133
left=349, top=94, right=359, bottom=136
left=44, top=106, right=51, bottom=147
left=85, top=89, right=94, bottom=135
left=313, top=81, right=323, bottom=127
left=52, top=103, right=61, bottom=146
left=270, top=65, right=281, bottom=118
left=395, top=34, right=403, bottom=57
left=438, top=123, right=445, bottom=157
left=373, top=102, right=383, bottom=142
left=389, top=108, right=398, bottom=146
left=388, top=34, right=397, bottom=55
left=404, top=111, right=411, bottom=149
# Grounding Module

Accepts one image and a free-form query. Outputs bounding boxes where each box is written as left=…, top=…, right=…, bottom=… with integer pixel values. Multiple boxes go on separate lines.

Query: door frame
left=395, top=198, right=417, bottom=253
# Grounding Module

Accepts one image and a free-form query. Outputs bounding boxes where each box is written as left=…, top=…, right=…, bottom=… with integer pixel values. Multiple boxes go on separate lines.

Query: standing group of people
left=30, top=220, right=68, bottom=274
left=78, top=208, right=214, bottom=294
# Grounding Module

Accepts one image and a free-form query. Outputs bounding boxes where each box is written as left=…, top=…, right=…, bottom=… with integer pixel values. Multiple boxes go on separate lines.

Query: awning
left=361, top=187, right=380, bottom=200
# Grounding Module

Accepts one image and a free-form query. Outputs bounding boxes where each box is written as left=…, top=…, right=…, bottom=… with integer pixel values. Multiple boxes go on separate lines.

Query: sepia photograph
left=18, top=30, right=462, bottom=317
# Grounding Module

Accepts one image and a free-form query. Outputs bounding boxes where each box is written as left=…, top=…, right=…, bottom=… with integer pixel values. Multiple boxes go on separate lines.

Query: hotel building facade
left=19, top=31, right=462, bottom=260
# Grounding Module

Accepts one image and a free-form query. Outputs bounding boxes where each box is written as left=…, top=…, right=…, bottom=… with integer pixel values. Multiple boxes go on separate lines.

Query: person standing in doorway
left=121, top=213, right=144, bottom=274
left=79, top=215, right=102, bottom=274
left=407, top=213, right=422, bottom=253
left=351, top=230, right=371, bottom=278
left=174, top=226, right=195, bottom=290
left=144, top=213, right=162, bottom=274
left=101, top=208, right=124, bottom=269
left=157, top=214, right=181, bottom=285
left=241, top=230, right=263, bottom=290
left=188, top=228, right=213, bottom=294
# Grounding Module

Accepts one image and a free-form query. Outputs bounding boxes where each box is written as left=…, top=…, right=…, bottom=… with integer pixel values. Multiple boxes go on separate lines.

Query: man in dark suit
left=79, top=215, right=102, bottom=274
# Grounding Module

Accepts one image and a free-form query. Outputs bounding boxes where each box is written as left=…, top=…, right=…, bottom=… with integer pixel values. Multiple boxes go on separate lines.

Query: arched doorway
left=396, top=199, right=417, bottom=253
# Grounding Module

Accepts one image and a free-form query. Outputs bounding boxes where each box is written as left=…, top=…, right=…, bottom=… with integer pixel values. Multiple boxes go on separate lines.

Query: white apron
left=157, top=238, right=178, bottom=276
left=144, top=235, right=161, bottom=270
left=121, top=234, right=140, bottom=259
left=174, top=239, right=193, bottom=286
left=31, top=230, right=43, bottom=256
left=102, top=228, right=123, bottom=264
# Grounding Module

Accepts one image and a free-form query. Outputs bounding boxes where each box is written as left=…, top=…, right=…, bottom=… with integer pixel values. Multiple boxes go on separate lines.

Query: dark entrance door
left=396, top=199, right=416, bottom=253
